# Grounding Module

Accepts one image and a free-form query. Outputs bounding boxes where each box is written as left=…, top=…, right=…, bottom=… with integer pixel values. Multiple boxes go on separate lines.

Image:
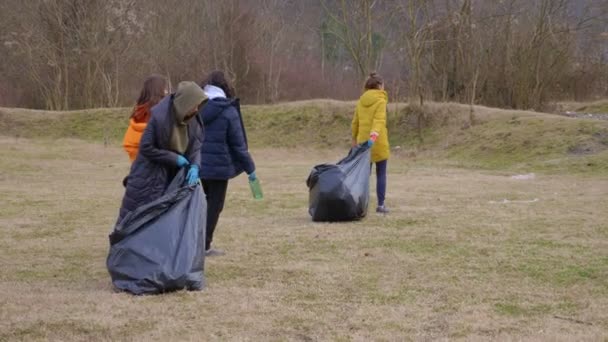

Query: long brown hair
left=201, top=71, right=235, bottom=98
left=364, top=72, right=384, bottom=90
left=135, top=74, right=168, bottom=107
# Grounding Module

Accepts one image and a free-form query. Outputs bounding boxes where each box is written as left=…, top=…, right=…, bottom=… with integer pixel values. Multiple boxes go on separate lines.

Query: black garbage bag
left=306, top=144, right=371, bottom=222
left=107, top=168, right=206, bottom=295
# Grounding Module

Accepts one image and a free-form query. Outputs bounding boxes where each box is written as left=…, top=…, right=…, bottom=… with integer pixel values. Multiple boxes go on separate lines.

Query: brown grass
left=0, top=136, right=607, bottom=341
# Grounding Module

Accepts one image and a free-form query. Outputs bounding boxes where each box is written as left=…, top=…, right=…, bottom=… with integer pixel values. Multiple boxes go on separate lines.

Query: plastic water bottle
left=249, top=178, right=263, bottom=199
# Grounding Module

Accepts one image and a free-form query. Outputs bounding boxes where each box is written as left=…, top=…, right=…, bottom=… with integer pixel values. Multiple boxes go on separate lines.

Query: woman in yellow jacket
left=123, top=74, right=169, bottom=162
left=351, top=72, right=390, bottom=213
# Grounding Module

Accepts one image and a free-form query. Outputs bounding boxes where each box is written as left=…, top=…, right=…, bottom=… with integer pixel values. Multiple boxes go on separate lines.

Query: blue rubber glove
left=367, top=132, right=378, bottom=147
left=248, top=171, right=257, bottom=181
left=176, top=155, right=189, bottom=168
left=186, top=165, right=199, bottom=185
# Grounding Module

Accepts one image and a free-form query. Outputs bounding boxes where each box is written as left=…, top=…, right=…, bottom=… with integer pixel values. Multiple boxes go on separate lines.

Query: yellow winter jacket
left=351, top=89, right=390, bottom=162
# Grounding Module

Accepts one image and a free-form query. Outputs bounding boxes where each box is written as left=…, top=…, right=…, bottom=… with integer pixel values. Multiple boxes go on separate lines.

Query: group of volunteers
left=117, top=70, right=391, bottom=257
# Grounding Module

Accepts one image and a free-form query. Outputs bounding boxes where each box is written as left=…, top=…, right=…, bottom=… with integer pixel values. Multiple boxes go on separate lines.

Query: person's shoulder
left=150, top=96, right=171, bottom=119
left=223, top=100, right=240, bottom=119
left=374, top=96, right=387, bottom=107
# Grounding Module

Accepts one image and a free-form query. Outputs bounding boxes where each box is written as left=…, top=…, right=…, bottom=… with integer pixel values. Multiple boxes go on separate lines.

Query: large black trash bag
left=107, top=168, right=206, bottom=295
left=306, top=144, right=371, bottom=222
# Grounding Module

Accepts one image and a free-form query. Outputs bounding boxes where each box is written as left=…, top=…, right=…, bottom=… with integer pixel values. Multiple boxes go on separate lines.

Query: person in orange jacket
left=123, top=74, right=169, bottom=162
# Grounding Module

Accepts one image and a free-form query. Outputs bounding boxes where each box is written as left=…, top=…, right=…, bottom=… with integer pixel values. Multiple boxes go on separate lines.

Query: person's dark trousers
left=201, top=179, right=229, bottom=251
left=375, top=160, right=387, bottom=206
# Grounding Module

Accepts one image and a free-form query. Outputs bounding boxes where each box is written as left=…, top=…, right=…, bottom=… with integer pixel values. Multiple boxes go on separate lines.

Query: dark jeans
left=372, top=160, right=387, bottom=206
left=201, top=179, right=228, bottom=251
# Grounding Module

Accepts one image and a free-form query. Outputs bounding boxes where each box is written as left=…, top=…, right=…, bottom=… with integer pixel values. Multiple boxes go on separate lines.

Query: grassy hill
left=1, top=100, right=607, bottom=174
left=576, top=100, right=608, bottom=114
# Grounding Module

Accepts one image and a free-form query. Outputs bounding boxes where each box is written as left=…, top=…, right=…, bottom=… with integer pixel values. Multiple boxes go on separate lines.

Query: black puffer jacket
left=117, top=95, right=204, bottom=222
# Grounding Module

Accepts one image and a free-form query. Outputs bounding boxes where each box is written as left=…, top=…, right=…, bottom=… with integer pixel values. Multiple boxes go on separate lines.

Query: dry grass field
left=1, top=134, right=607, bottom=341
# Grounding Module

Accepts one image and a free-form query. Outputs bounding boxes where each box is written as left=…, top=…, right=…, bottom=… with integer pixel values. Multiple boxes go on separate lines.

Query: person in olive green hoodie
left=351, top=72, right=390, bottom=214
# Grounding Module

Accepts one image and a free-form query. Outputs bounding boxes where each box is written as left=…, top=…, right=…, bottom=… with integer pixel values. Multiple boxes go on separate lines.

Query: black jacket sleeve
left=139, top=115, right=180, bottom=167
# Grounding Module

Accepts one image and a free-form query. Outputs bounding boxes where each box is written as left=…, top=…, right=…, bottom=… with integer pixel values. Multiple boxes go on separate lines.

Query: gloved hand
left=367, top=132, right=379, bottom=147
left=248, top=171, right=257, bottom=181
left=176, top=155, right=190, bottom=168
left=187, top=165, right=199, bottom=185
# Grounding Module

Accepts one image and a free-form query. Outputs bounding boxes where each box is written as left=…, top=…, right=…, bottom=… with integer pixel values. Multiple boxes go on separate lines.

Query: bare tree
left=320, top=0, right=392, bottom=81
left=256, top=0, right=301, bottom=103
left=1, top=0, right=607, bottom=109
left=397, top=0, right=437, bottom=106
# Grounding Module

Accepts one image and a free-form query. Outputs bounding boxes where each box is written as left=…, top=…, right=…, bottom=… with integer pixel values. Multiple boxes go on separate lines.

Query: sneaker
left=205, top=248, right=225, bottom=257
left=376, top=205, right=390, bottom=214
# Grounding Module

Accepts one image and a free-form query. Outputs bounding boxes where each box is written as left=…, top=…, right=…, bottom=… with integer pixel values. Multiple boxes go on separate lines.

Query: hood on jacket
left=359, top=89, right=388, bottom=107
left=199, top=97, right=233, bottom=125
left=128, top=118, right=147, bottom=133
left=173, top=81, right=207, bottom=125
left=203, top=85, right=227, bottom=100
left=170, top=81, right=207, bottom=154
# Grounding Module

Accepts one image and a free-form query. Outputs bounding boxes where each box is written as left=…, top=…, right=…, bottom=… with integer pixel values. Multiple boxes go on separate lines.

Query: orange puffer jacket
left=123, top=104, right=151, bottom=162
